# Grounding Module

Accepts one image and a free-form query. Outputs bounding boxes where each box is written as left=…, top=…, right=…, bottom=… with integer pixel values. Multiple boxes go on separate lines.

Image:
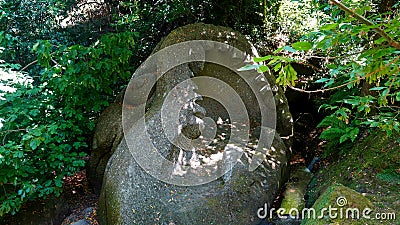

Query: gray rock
left=87, top=102, right=124, bottom=194
left=63, top=214, right=78, bottom=223
left=99, top=23, right=293, bottom=225
left=100, top=133, right=288, bottom=225
left=70, top=219, right=91, bottom=225
left=83, top=207, right=95, bottom=218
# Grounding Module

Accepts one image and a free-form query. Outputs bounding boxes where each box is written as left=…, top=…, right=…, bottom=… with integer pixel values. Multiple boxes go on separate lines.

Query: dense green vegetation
left=0, top=0, right=398, bottom=219
left=250, top=0, right=400, bottom=154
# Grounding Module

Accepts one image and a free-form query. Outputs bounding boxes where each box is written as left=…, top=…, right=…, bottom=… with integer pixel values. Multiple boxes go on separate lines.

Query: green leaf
left=258, top=65, right=269, bottom=73
left=369, top=87, right=387, bottom=91
left=29, top=138, right=41, bottom=150
left=268, top=58, right=280, bottom=65
left=284, top=64, right=298, bottom=85
left=237, top=64, right=260, bottom=71
left=320, top=128, right=346, bottom=140
left=29, top=109, right=40, bottom=117
left=382, top=88, right=389, bottom=97
left=273, top=62, right=282, bottom=72
left=43, top=180, right=52, bottom=187
left=254, top=55, right=271, bottom=63
left=32, top=42, right=40, bottom=52
left=291, top=41, right=312, bottom=51
left=54, top=179, right=63, bottom=188
left=339, top=134, right=349, bottom=144
left=317, top=115, right=340, bottom=128
left=283, top=46, right=297, bottom=53
left=320, top=23, right=338, bottom=31
left=348, top=127, right=359, bottom=142
left=316, top=36, right=332, bottom=50
left=273, top=46, right=284, bottom=54
left=315, top=78, right=330, bottom=83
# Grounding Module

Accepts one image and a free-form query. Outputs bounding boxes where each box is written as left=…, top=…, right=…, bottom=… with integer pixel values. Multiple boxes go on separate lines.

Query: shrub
left=0, top=32, right=135, bottom=216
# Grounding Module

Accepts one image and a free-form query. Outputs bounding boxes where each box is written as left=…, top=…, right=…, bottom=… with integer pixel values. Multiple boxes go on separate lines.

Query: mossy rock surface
left=305, top=130, right=400, bottom=224
left=302, top=183, right=373, bottom=225
left=279, top=166, right=312, bottom=216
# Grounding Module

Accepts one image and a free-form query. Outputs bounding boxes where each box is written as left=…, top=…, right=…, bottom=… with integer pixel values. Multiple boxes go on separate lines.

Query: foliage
left=316, top=114, right=358, bottom=155
left=110, top=0, right=274, bottom=67
left=250, top=0, right=326, bottom=54
left=0, top=0, right=77, bottom=64
left=376, top=169, right=400, bottom=185
left=0, top=32, right=135, bottom=217
left=277, top=0, right=326, bottom=39
left=245, top=0, right=400, bottom=150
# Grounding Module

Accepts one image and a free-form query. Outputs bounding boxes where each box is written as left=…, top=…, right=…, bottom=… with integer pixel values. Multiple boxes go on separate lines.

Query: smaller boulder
left=302, top=183, right=374, bottom=225
left=70, top=219, right=91, bottom=225
left=279, top=165, right=313, bottom=217
left=83, top=207, right=94, bottom=216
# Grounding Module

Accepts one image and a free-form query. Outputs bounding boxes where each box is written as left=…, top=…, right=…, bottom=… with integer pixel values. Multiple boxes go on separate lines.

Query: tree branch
left=19, top=60, right=38, bottom=71
left=0, top=128, right=26, bottom=135
left=1, top=128, right=27, bottom=146
left=329, top=0, right=400, bottom=49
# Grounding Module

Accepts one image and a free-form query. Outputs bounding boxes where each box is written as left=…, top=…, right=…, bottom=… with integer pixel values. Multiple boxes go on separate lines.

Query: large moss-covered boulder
left=99, top=23, right=293, bottom=225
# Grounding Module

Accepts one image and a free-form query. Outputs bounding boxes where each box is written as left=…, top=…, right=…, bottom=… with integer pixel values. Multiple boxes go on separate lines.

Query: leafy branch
left=329, top=0, right=400, bottom=49
left=0, top=128, right=26, bottom=135
left=288, top=55, right=400, bottom=93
